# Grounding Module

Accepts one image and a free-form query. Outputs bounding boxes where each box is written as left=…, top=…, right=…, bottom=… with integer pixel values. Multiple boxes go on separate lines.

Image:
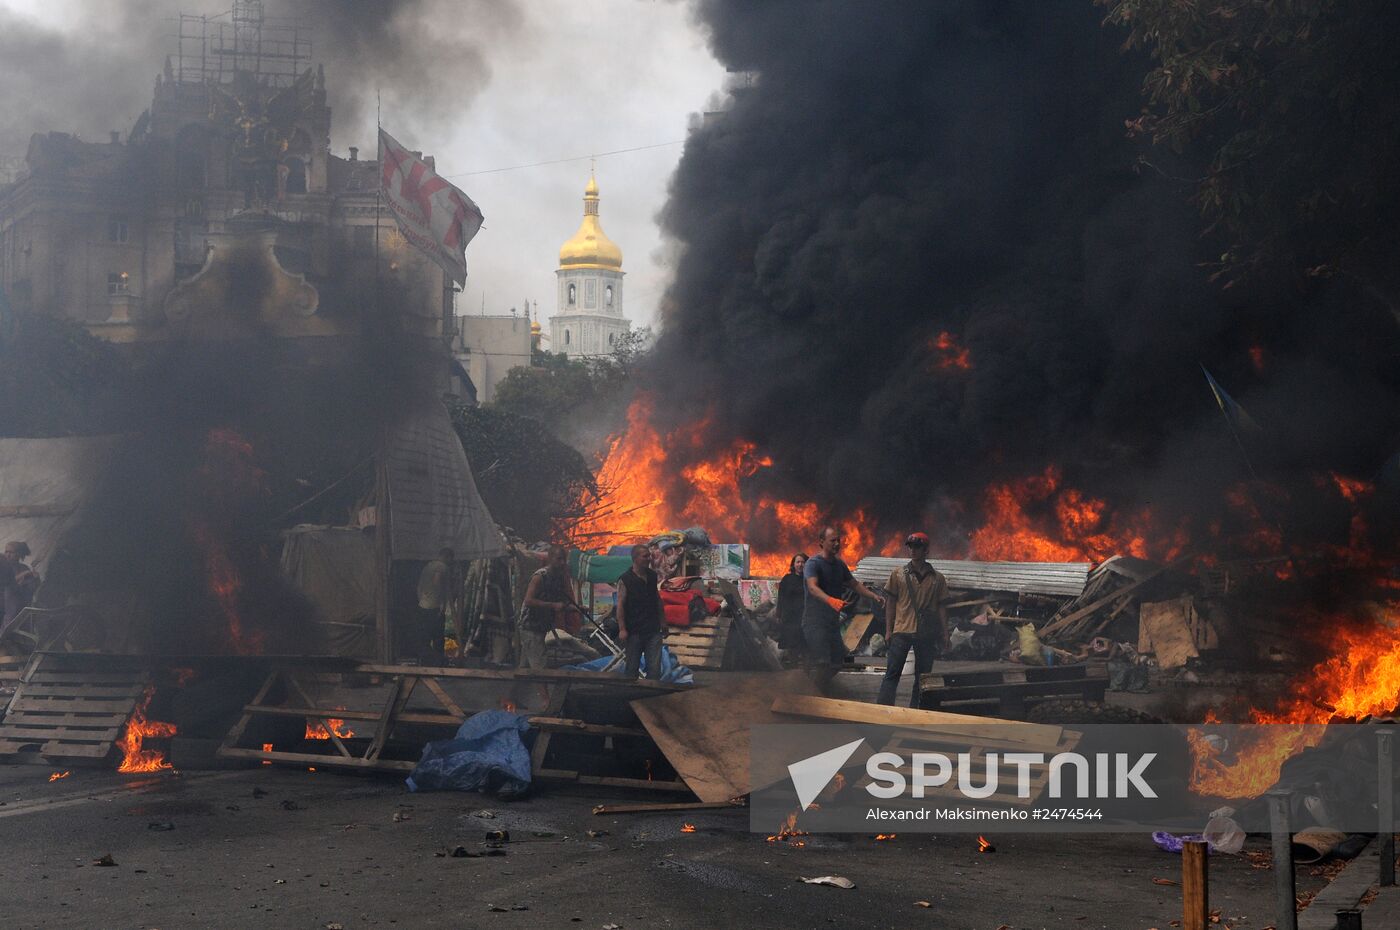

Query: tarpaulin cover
left=404, top=710, right=532, bottom=795
left=0, top=435, right=119, bottom=575
left=385, top=398, right=505, bottom=562
left=569, top=551, right=632, bottom=584
left=280, top=525, right=377, bottom=658
left=562, top=645, right=694, bottom=685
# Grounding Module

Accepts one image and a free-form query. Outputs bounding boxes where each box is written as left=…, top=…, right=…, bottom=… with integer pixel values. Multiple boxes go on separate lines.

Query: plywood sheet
left=630, top=670, right=816, bottom=802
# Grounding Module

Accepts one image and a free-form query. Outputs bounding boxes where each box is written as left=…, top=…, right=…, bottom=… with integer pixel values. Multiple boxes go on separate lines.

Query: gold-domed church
left=549, top=171, right=630, bottom=358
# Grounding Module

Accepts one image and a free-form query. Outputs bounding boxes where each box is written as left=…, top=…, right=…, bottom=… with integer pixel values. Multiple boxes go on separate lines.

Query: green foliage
left=448, top=403, right=598, bottom=542
left=491, top=328, right=651, bottom=436
left=0, top=312, right=132, bottom=436
left=1102, top=0, right=1400, bottom=304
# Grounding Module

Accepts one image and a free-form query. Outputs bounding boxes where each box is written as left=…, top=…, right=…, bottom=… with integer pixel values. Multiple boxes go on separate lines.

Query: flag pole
left=1201, top=364, right=1259, bottom=480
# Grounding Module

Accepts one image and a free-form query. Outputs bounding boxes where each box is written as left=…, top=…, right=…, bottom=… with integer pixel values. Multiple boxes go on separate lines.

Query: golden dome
left=530, top=318, right=542, bottom=336
left=558, top=173, right=623, bottom=270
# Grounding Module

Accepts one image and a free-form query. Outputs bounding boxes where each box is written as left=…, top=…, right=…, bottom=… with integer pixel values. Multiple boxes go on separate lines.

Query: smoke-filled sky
left=0, top=0, right=725, bottom=329
left=648, top=0, right=1399, bottom=557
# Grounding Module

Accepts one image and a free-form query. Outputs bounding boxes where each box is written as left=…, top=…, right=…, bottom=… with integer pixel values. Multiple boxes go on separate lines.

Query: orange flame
left=305, top=718, right=356, bottom=740
left=261, top=742, right=273, bottom=765
left=570, top=396, right=897, bottom=575
left=977, top=835, right=994, bottom=853
left=48, top=771, right=70, bottom=782
left=116, top=685, right=177, bottom=773
left=874, top=833, right=896, bottom=841
left=680, top=823, right=697, bottom=833
left=766, top=810, right=811, bottom=846
left=930, top=331, right=973, bottom=371
left=969, top=467, right=1185, bottom=562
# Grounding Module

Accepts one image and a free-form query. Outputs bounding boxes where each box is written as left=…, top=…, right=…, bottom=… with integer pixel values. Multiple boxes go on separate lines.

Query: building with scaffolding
left=0, top=0, right=454, bottom=351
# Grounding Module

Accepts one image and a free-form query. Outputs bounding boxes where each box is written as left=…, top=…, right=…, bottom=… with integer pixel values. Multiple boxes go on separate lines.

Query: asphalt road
left=0, top=763, right=1328, bottom=930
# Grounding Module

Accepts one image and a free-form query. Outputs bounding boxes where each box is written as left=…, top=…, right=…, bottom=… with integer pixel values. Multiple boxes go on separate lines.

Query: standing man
left=1, top=541, right=39, bottom=629
left=415, top=547, right=455, bottom=662
left=616, top=543, right=665, bottom=680
left=519, top=545, right=576, bottom=670
left=803, top=527, right=885, bottom=691
left=877, top=532, right=949, bottom=707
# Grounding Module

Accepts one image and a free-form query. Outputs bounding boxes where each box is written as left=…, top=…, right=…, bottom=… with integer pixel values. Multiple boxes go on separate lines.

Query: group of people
left=776, top=527, right=949, bottom=707
left=415, top=542, right=665, bottom=681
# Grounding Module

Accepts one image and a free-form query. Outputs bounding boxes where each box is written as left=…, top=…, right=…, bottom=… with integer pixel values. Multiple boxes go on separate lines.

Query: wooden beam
left=591, top=800, right=746, bottom=815
left=770, top=694, right=1064, bottom=747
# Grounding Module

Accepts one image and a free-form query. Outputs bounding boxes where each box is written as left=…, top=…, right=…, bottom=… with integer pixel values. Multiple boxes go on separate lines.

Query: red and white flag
left=378, top=128, right=483, bottom=285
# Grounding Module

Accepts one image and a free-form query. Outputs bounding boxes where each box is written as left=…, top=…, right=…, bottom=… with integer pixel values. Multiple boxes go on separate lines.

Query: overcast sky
left=0, top=0, right=727, bottom=331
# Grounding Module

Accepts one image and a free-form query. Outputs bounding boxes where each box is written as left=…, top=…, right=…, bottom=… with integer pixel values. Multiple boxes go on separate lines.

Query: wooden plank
left=0, top=729, right=118, bottom=743
left=527, top=716, right=647, bottom=738
left=0, top=740, right=113, bottom=758
left=842, top=613, right=875, bottom=652
left=533, top=768, right=690, bottom=793
left=420, top=676, right=466, bottom=719
left=218, top=746, right=415, bottom=773
left=356, top=664, right=686, bottom=692
left=770, top=694, right=1063, bottom=747
left=631, top=670, right=817, bottom=803
left=9, top=697, right=145, bottom=714
left=592, top=800, right=746, bottom=815
left=1038, top=558, right=1183, bottom=638
left=18, top=683, right=147, bottom=698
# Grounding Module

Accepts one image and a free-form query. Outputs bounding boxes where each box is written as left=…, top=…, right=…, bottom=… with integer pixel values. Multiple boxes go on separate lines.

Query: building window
left=107, top=216, right=130, bottom=243
left=605, top=284, right=613, bottom=307
left=584, top=278, right=597, bottom=309
left=564, top=329, right=571, bottom=346
left=567, top=283, right=576, bottom=305
left=107, top=271, right=130, bottom=295
left=608, top=332, right=614, bottom=346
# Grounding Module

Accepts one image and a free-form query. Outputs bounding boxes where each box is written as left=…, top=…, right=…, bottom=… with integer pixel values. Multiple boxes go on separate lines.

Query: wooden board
left=842, top=612, right=875, bottom=652
left=0, top=654, right=146, bottom=761
left=1138, top=597, right=1209, bottom=669
left=630, top=670, right=816, bottom=802
left=769, top=693, right=1063, bottom=747
left=664, top=615, right=732, bottom=670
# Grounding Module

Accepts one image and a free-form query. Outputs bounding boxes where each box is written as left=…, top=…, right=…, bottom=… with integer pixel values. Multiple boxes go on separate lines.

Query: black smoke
left=0, top=0, right=522, bottom=155
left=647, top=0, right=1399, bottom=562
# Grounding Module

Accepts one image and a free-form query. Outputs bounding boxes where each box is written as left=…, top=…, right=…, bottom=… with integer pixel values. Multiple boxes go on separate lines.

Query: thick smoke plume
left=0, top=0, right=521, bottom=155
left=648, top=0, right=1399, bottom=561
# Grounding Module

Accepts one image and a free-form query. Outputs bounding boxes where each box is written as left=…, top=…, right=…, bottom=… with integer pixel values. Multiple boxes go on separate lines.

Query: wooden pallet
left=0, top=654, right=147, bottom=761
left=219, top=663, right=690, bottom=791
left=663, top=615, right=731, bottom=670
left=918, top=663, right=1109, bottom=717
left=0, top=650, right=28, bottom=688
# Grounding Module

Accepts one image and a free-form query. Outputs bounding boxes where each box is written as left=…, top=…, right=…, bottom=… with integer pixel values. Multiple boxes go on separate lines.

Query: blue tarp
left=405, top=710, right=532, bottom=795
left=562, top=644, right=694, bottom=686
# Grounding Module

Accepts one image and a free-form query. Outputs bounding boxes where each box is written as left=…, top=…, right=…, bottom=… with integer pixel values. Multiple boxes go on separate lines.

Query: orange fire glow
left=680, top=823, right=697, bottom=833
left=930, top=331, right=973, bottom=371
left=48, top=771, right=69, bottom=782
left=766, top=810, right=810, bottom=846
left=874, top=833, right=896, bottom=841
left=305, top=718, right=356, bottom=740
left=190, top=524, right=264, bottom=655
left=116, top=685, right=177, bottom=774
left=1247, top=345, right=1266, bottom=373
left=571, top=397, right=897, bottom=575
left=969, top=467, right=1186, bottom=563
left=977, top=835, right=994, bottom=853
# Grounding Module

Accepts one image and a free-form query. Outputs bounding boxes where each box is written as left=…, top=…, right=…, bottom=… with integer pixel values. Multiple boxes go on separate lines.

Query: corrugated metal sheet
left=853, top=557, right=1091, bottom=597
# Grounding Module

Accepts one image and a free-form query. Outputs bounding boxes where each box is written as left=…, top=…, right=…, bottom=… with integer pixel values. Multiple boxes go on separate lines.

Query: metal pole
left=1268, top=789, right=1297, bottom=930
left=1380, top=729, right=1395, bottom=887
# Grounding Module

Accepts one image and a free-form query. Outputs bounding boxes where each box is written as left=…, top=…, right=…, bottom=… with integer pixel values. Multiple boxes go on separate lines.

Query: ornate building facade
left=549, top=173, right=630, bottom=358
left=0, top=2, right=450, bottom=348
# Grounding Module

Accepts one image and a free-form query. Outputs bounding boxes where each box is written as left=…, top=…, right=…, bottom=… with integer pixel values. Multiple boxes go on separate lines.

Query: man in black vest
left=617, top=543, right=664, bottom=680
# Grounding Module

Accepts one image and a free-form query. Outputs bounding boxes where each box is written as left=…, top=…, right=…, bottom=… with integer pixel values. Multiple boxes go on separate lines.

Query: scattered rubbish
left=393, top=811, right=411, bottom=822
left=274, top=879, right=286, bottom=885
left=450, top=846, right=473, bottom=858
left=147, top=821, right=175, bottom=831
left=914, top=901, right=932, bottom=908
left=93, top=854, right=117, bottom=867
left=1152, top=877, right=1181, bottom=886
left=326, top=924, right=343, bottom=930
left=977, top=836, right=995, bottom=853
left=485, top=830, right=510, bottom=842
left=603, top=924, right=622, bottom=929
left=798, top=875, right=855, bottom=889
left=488, top=904, right=508, bottom=912
left=1203, top=808, right=1246, bottom=855
left=472, top=809, right=497, bottom=819
left=586, top=830, right=610, bottom=839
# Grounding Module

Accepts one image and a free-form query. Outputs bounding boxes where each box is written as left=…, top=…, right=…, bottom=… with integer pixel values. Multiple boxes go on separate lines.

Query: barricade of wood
left=217, top=662, right=691, bottom=791
left=0, top=653, right=147, bottom=762
left=918, top=662, right=1109, bottom=717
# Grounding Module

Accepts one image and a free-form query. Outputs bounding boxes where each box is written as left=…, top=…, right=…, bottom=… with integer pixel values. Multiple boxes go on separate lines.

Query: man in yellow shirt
left=876, top=532, right=948, bottom=707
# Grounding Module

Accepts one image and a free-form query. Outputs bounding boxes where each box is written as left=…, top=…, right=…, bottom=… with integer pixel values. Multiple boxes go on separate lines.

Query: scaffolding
left=174, top=0, right=312, bottom=87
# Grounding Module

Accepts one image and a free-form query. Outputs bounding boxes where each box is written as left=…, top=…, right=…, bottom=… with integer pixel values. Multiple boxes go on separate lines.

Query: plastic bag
left=1017, top=624, right=1046, bottom=666
left=1203, top=813, right=1246, bottom=854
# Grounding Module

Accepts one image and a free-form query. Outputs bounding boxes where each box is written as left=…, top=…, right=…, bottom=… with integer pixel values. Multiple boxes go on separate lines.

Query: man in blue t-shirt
left=802, top=527, right=885, bottom=691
